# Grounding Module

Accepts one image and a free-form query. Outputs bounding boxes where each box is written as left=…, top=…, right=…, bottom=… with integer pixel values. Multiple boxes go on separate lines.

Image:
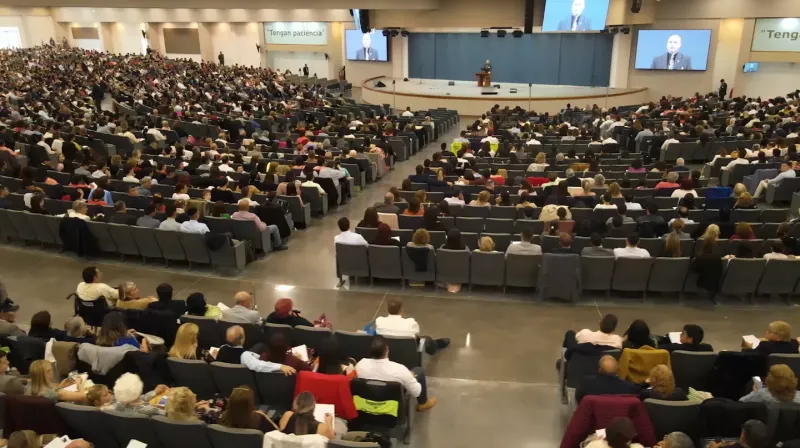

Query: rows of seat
left=336, top=244, right=800, bottom=300
left=0, top=209, right=248, bottom=270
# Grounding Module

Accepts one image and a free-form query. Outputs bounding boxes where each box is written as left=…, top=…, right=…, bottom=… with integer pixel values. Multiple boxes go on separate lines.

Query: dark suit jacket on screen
left=556, top=15, right=592, bottom=31
left=650, top=52, right=693, bottom=70
left=355, top=47, right=380, bottom=61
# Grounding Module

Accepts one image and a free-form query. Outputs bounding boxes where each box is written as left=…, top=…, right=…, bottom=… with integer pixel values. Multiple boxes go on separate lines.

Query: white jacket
left=262, top=430, right=328, bottom=448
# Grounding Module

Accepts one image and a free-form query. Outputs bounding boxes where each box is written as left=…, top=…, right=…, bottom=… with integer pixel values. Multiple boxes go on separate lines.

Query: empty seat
left=720, top=258, right=767, bottom=300
left=209, top=362, right=258, bottom=401
left=107, top=223, right=140, bottom=259
left=612, top=257, right=654, bottom=296
left=129, top=226, right=163, bottom=261
left=167, top=359, right=217, bottom=400
left=484, top=218, right=515, bottom=234
left=581, top=256, right=614, bottom=296
left=207, top=424, right=264, bottom=448
left=152, top=415, right=213, bottom=448
left=436, top=249, right=470, bottom=286
left=336, top=243, right=370, bottom=282
left=154, top=229, right=186, bottom=264
left=757, top=259, right=800, bottom=297
left=86, top=221, right=117, bottom=253
left=456, top=217, right=484, bottom=233
left=56, top=402, right=118, bottom=448
left=104, top=409, right=163, bottom=448
left=469, top=251, right=505, bottom=288
left=647, top=258, right=691, bottom=295
left=368, top=245, right=402, bottom=283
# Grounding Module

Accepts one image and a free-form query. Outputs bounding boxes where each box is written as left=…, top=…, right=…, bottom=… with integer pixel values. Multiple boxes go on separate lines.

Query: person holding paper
left=742, top=321, right=799, bottom=355
left=375, top=298, right=450, bottom=355
left=658, top=324, right=713, bottom=353
left=355, top=336, right=438, bottom=412
left=279, top=391, right=335, bottom=439
left=257, top=332, right=311, bottom=372
left=25, top=360, right=87, bottom=403
left=739, top=364, right=800, bottom=404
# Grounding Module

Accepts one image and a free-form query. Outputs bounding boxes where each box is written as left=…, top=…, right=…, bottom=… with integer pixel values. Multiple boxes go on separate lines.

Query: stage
left=360, top=77, right=648, bottom=115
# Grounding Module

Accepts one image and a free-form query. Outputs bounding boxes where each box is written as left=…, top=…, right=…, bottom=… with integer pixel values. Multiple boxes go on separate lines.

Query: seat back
left=209, top=362, right=258, bottom=402
left=56, top=402, right=119, bottom=448
left=154, top=229, right=187, bottom=261
left=611, top=257, right=654, bottom=292
left=647, top=258, right=690, bottom=293
left=469, top=251, right=505, bottom=286
left=566, top=351, right=621, bottom=389
left=757, top=259, right=800, bottom=295
left=400, top=247, right=436, bottom=282
left=71, top=293, right=110, bottom=329
left=293, top=326, right=333, bottom=353
left=107, top=223, right=140, bottom=256
left=671, top=351, right=717, bottom=391
left=180, top=315, right=223, bottom=349
left=27, top=213, right=56, bottom=244
left=455, top=216, right=484, bottom=233
left=581, top=256, right=614, bottom=292
left=104, top=409, right=164, bottom=448
left=368, top=245, right=402, bottom=280
left=230, top=219, right=266, bottom=251
left=179, top=232, right=212, bottom=264
left=397, top=215, right=423, bottom=230
left=254, top=371, right=296, bottom=411
left=207, top=424, right=264, bottom=448
left=86, top=221, right=117, bottom=252
left=129, top=226, right=163, bottom=259
left=166, top=358, right=217, bottom=400
left=336, top=243, right=370, bottom=278
left=435, top=249, right=470, bottom=284
left=505, top=254, right=541, bottom=288
left=350, top=378, right=405, bottom=432
left=384, top=336, right=421, bottom=369
left=643, top=399, right=702, bottom=441
left=152, top=415, right=213, bottom=448
left=720, top=258, right=767, bottom=295
left=336, top=330, right=374, bottom=362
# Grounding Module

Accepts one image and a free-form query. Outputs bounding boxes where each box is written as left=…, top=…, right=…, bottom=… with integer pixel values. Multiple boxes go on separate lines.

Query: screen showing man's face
left=667, top=35, right=681, bottom=54
left=362, top=33, right=371, bottom=49
left=572, top=0, right=585, bottom=16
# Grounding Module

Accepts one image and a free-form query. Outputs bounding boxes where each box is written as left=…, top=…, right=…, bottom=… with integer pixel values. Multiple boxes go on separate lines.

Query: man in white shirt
left=721, top=150, right=750, bottom=171
left=593, top=193, right=618, bottom=210
left=375, top=298, right=450, bottom=355
left=334, top=217, right=368, bottom=246
left=401, top=107, right=414, bottom=118
left=754, top=162, right=797, bottom=198
left=179, top=207, right=210, bottom=234
left=355, top=336, right=437, bottom=411
left=613, top=233, right=651, bottom=258
left=444, top=189, right=465, bottom=206
left=146, top=126, right=166, bottom=142
left=159, top=205, right=182, bottom=231
left=572, top=314, right=623, bottom=348
left=602, top=136, right=618, bottom=144
left=76, top=266, right=120, bottom=307
left=661, top=133, right=679, bottom=150
left=764, top=242, right=790, bottom=260
left=526, top=137, right=541, bottom=146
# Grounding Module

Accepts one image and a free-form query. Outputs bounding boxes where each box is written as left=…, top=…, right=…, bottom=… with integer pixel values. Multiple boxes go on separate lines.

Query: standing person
left=719, top=79, right=728, bottom=99
left=218, top=51, right=225, bottom=66
left=303, top=64, right=309, bottom=77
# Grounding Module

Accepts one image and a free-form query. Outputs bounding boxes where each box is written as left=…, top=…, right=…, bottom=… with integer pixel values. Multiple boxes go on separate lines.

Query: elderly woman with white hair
left=63, top=316, right=96, bottom=344
left=109, top=373, right=168, bottom=416
left=115, top=282, right=157, bottom=310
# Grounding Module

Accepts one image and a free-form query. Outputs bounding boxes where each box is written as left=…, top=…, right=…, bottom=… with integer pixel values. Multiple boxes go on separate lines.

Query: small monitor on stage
left=634, top=29, right=712, bottom=71
left=743, top=62, right=759, bottom=73
left=542, top=0, right=611, bottom=32
left=345, top=29, right=389, bottom=62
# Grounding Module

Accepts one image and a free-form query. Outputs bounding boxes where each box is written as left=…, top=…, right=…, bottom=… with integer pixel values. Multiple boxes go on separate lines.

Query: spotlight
left=497, top=30, right=507, bottom=38
left=382, top=29, right=390, bottom=37
left=512, top=29, right=523, bottom=38
left=401, top=30, right=409, bottom=37
left=390, top=29, right=399, bottom=37
left=480, top=30, right=489, bottom=38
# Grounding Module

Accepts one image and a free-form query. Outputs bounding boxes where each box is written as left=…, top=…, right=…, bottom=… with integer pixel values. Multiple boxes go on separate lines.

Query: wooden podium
left=475, top=71, right=491, bottom=87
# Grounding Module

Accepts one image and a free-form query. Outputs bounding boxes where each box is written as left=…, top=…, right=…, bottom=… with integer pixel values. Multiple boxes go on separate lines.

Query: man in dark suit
left=556, top=0, right=592, bottom=31
left=355, top=33, right=380, bottom=61
left=575, top=355, right=641, bottom=403
left=408, top=164, right=447, bottom=187
left=564, top=168, right=582, bottom=187
left=650, top=35, right=693, bottom=70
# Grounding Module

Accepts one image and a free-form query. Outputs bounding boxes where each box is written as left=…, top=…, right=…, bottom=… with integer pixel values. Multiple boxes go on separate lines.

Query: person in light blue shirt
left=754, top=162, right=796, bottom=198
left=241, top=350, right=296, bottom=375
left=740, top=364, right=800, bottom=404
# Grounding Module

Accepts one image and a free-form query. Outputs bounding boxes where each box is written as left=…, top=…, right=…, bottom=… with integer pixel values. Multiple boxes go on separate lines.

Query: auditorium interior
left=1, top=0, right=800, bottom=447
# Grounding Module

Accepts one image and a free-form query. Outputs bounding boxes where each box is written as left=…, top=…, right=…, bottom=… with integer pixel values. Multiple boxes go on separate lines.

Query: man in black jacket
left=216, top=326, right=246, bottom=364
left=109, top=201, right=137, bottom=225
left=575, top=355, right=641, bottom=403
left=658, top=324, right=713, bottom=352
left=563, top=168, right=582, bottom=187
left=408, top=164, right=448, bottom=187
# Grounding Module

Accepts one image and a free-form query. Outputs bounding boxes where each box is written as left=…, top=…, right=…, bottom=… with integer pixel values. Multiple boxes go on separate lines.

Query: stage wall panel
left=408, top=32, right=613, bottom=87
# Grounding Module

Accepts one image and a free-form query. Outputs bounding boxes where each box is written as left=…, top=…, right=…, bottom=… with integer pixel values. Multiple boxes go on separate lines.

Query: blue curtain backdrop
left=408, top=32, right=613, bottom=87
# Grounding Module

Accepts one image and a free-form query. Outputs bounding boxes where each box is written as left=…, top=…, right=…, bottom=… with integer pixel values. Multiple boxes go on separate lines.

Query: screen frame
left=633, top=28, right=713, bottom=72
left=743, top=62, right=760, bottom=73
left=541, top=0, right=612, bottom=33
left=344, top=29, right=391, bottom=62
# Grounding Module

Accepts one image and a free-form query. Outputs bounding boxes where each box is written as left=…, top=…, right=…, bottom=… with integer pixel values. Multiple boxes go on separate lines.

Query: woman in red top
left=730, top=222, right=756, bottom=240
left=259, top=332, right=310, bottom=372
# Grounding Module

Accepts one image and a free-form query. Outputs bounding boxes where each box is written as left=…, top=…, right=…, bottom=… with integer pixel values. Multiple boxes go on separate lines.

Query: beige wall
left=0, top=8, right=56, bottom=47
left=206, top=22, right=260, bottom=67
left=655, top=0, right=800, bottom=20
left=374, top=0, right=529, bottom=29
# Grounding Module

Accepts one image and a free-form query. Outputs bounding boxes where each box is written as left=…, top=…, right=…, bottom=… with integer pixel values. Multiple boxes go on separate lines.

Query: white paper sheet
left=291, top=345, right=309, bottom=362
left=668, top=332, right=682, bottom=344
left=217, top=302, right=230, bottom=311
left=743, top=335, right=761, bottom=349
left=314, top=403, right=335, bottom=424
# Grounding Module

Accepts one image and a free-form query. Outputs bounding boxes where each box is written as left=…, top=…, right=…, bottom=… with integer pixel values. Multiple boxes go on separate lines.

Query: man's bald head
left=384, top=192, right=394, bottom=205
left=598, top=355, right=619, bottom=375
left=234, top=291, right=253, bottom=309
left=226, top=325, right=245, bottom=346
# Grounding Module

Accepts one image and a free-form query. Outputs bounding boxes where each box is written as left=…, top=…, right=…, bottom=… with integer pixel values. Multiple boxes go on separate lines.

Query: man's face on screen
left=667, top=35, right=682, bottom=53
left=572, top=0, right=585, bottom=16
left=362, top=33, right=372, bottom=49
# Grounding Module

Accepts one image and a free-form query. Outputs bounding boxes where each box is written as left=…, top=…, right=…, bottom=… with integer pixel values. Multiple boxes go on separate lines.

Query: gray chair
left=611, top=257, right=654, bottom=296
left=461, top=205, right=490, bottom=218
left=86, top=221, right=118, bottom=253
left=481, top=233, right=512, bottom=252
left=515, top=219, right=544, bottom=235
left=152, top=415, right=213, bottom=448
left=435, top=249, right=470, bottom=287
left=401, top=247, right=436, bottom=284
left=107, top=223, right=140, bottom=259
left=205, top=216, right=233, bottom=234
left=130, top=226, right=164, bottom=262
left=643, top=399, right=702, bottom=442
left=336, top=330, right=374, bottom=362
left=103, top=409, right=164, bottom=448
left=398, top=215, right=424, bottom=231
left=756, top=259, right=800, bottom=298
left=207, top=424, right=264, bottom=448
left=301, top=185, right=327, bottom=216
left=278, top=195, right=311, bottom=228
left=489, top=206, right=519, bottom=219
left=428, top=231, right=446, bottom=248
left=180, top=315, right=224, bottom=349
left=178, top=232, right=212, bottom=267
left=505, top=254, right=541, bottom=289
left=461, top=232, right=479, bottom=250
left=5, top=210, right=36, bottom=242
left=671, top=351, right=717, bottom=392
left=638, top=238, right=664, bottom=257
left=264, top=323, right=294, bottom=342
left=368, top=245, right=402, bottom=284
left=166, top=358, right=217, bottom=400
left=0, top=210, right=18, bottom=241
left=384, top=335, right=422, bottom=369
left=469, top=251, right=505, bottom=289
left=485, top=218, right=515, bottom=234
left=209, top=362, right=258, bottom=401
left=539, top=253, right=581, bottom=302
left=293, top=326, right=332, bottom=352
left=601, top=237, right=627, bottom=250
left=730, top=209, right=762, bottom=223
left=25, top=213, right=55, bottom=246
left=154, top=229, right=187, bottom=265
left=336, top=243, right=370, bottom=283
left=647, top=258, right=691, bottom=296
left=456, top=217, right=484, bottom=233
left=581, top=256, right=615, bottom=297
left=355, top=227, right=378, bottom=243
left=541, top=235, right=561, bottom=253
left=209, top=239, right=248, bottom=271
left=56, top=402, right=119, bottom=448
left=230, top=219, right=272, bottom=253
left=719, top=258, right=767, bottom=301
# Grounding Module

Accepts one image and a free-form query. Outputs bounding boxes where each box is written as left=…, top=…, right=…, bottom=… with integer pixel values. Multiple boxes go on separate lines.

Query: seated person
left=739, top=364, right=800, bottom=404
left=623, top=319, right=658, bottom=349
left=313, top=337, right=356, bottom=377
left=186, top=292, right=223, bottom=319
left=28, top=311, right=68, bottom=341
left=574, top=355, right=640, bottom=403
left=375, top=298, right=450, bottom=355
left=265, top=298, right=313, bottom=327
left=256, top=332, right=311, bottom=372
left=572, top=314, right=623, bottom=349
left=215, top=326, right=246, bottom=364
left=116, top=282, right=158, bottom=310
left=219, top=386, right=276, bottom=433
left=25, top=360, right=86, bottom=403
left=76, top=266, right=120, bottom=307
left=707, top=420, right=769, bottom=448
left=0, top=351, right=25, bottom=396
left=279, top=391, right=335, bottom=438
left=355, top=336, right=437, bottom=411
left=222, top=291, right=262, bottom=325
left=109, top=373, right=168, bottom=416
left=86, top=384, right=113, bottom=408
left=658, top=324, right=713, bottom=352
left=96, top=312, right=150, bottom=351
left=63, top=316, right=96, bottom=344
left=168, top=323, right=212, bottom=361
left=639, top=365, right=687, bottom=401
left=743, top=321, right=800, bottom=355
left=240, top=347, right=298, bottom=376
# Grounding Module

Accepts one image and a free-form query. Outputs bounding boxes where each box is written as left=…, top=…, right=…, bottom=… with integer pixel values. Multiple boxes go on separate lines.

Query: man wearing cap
left=265, top=298, right=313, bottom=327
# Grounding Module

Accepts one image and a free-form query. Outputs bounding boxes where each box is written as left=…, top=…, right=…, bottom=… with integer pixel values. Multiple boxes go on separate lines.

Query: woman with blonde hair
left=734, top=192, right=756, bottom=209
left=279, top=391, right=335, bottom=438
left=166, top=387, right=200, bottom=422
left=86, top=384, right=113, bottom=408
left=468, top=190, right=491, bottom=207
left=743, top=321, right=799, bottom=355
left=476, top=236, right=496, bottom=252
left=26, top=360, right=86, bottom=403
left=573, top=179, right=595, bottom=198
left=740, top=364, right=800, bottom=403
left=697, top=224, right=720, bottom=255
left=527, top=152, right=549, bottom=172
left=663, top=233, right=682, bottom=258
left=606, top=182, right=623, bottom=199
left=733, top=183, right=747, bottom=198
left=640, top=365, right=687, bottom=401
left=168, top=323, right=201, bottom=360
